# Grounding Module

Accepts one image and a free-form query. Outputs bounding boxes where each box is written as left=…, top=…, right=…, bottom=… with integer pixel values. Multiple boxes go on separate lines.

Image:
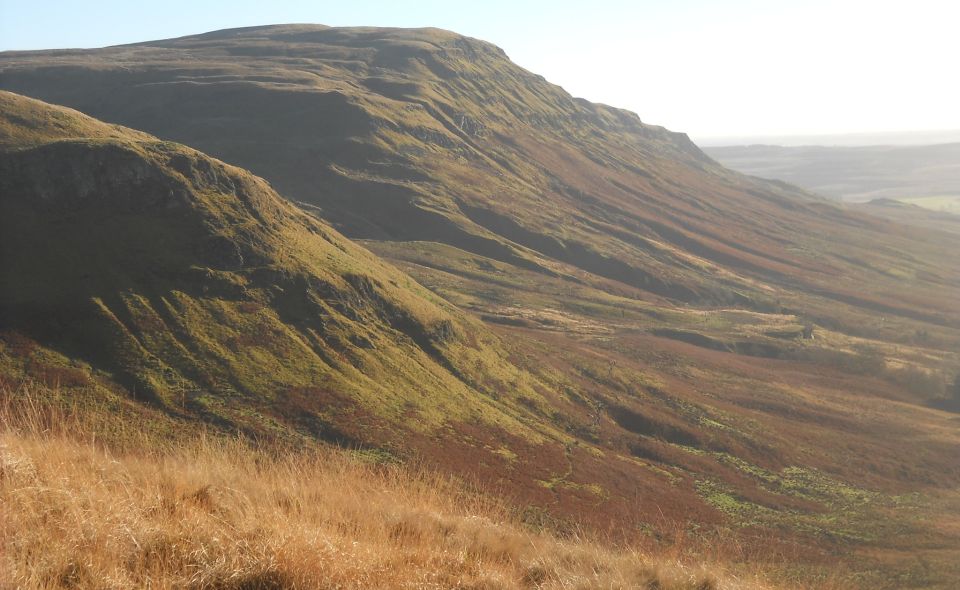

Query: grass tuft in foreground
left=0, top=383, right=780, bottom=589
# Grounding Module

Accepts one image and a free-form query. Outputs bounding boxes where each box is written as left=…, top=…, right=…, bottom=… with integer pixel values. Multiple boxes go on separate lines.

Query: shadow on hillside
left=927, top=398, right=960, bottom=413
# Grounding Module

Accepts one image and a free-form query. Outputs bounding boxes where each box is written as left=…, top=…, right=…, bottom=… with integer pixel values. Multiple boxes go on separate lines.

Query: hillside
left=2, top=26, right=960, bottom=588
left=856, top=198, right=960, bottom=235
left=0, top=90, right=575, bottom=466
left=2, top=385, right=748, bottom=590
left=3, top=24, right=959, bottom=335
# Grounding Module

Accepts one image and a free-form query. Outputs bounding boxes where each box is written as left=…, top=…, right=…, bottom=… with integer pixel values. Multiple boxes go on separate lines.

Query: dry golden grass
left=0, top=386, right=780, bottom=590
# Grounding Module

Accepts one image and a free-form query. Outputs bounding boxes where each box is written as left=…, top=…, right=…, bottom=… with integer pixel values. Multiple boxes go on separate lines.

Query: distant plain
left=704, top=140, right=960, bottom=209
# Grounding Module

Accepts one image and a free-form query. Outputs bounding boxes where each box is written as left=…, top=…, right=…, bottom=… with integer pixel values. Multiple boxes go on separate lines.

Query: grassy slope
left=2, top=25, right=958, bottom=334
left=854, top=199, right=960, bottom=235
left=0, top=90, right=570, bottom=458
left=1, top=385, right=755, bottom=590
left=1, top=27, right=960, bottom=587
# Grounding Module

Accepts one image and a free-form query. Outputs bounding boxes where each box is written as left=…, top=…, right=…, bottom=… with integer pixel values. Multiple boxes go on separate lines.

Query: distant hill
left=697, top=129, right=960, bottom=148
left=704, top=142, right=960, bottom=205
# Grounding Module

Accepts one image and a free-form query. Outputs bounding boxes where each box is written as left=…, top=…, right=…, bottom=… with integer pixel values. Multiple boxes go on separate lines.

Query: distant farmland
left=704, top=142, right=960, bottom=207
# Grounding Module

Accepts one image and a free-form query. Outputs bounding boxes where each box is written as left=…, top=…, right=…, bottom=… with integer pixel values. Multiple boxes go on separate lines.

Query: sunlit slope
left=2, top=24, right=957, bottom=331
left=0, top=91, right=556, bottom=445
left=0, top=387, right=761, bottom=590
left=0, top=92, right=778, bottom=553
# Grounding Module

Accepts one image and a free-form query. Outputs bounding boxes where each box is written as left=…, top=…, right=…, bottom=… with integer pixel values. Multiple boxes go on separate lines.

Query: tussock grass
left=0, top=383, right=772, bottom=589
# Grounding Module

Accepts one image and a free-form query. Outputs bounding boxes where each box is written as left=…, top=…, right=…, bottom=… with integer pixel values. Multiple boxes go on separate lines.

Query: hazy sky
left=1, top=0, right=958, bottom=141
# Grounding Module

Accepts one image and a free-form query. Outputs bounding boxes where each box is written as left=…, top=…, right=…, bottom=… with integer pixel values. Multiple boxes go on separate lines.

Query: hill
left=0, top=89, right=575, bottom=471
left=2, top=26, right=960, bottom=587
left=4, top=24, right=959, bottom=333
left=856, top=198, right=960, bottom=235
left=2, top=384, right=746, bottom=590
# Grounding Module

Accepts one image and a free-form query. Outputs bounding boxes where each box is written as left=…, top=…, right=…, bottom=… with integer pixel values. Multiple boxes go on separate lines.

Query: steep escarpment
left=5, top=24, right=958, bottom=327
left=0, top=91, right=552, bottom=445
left=3, top=24, right=958, bottom=338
